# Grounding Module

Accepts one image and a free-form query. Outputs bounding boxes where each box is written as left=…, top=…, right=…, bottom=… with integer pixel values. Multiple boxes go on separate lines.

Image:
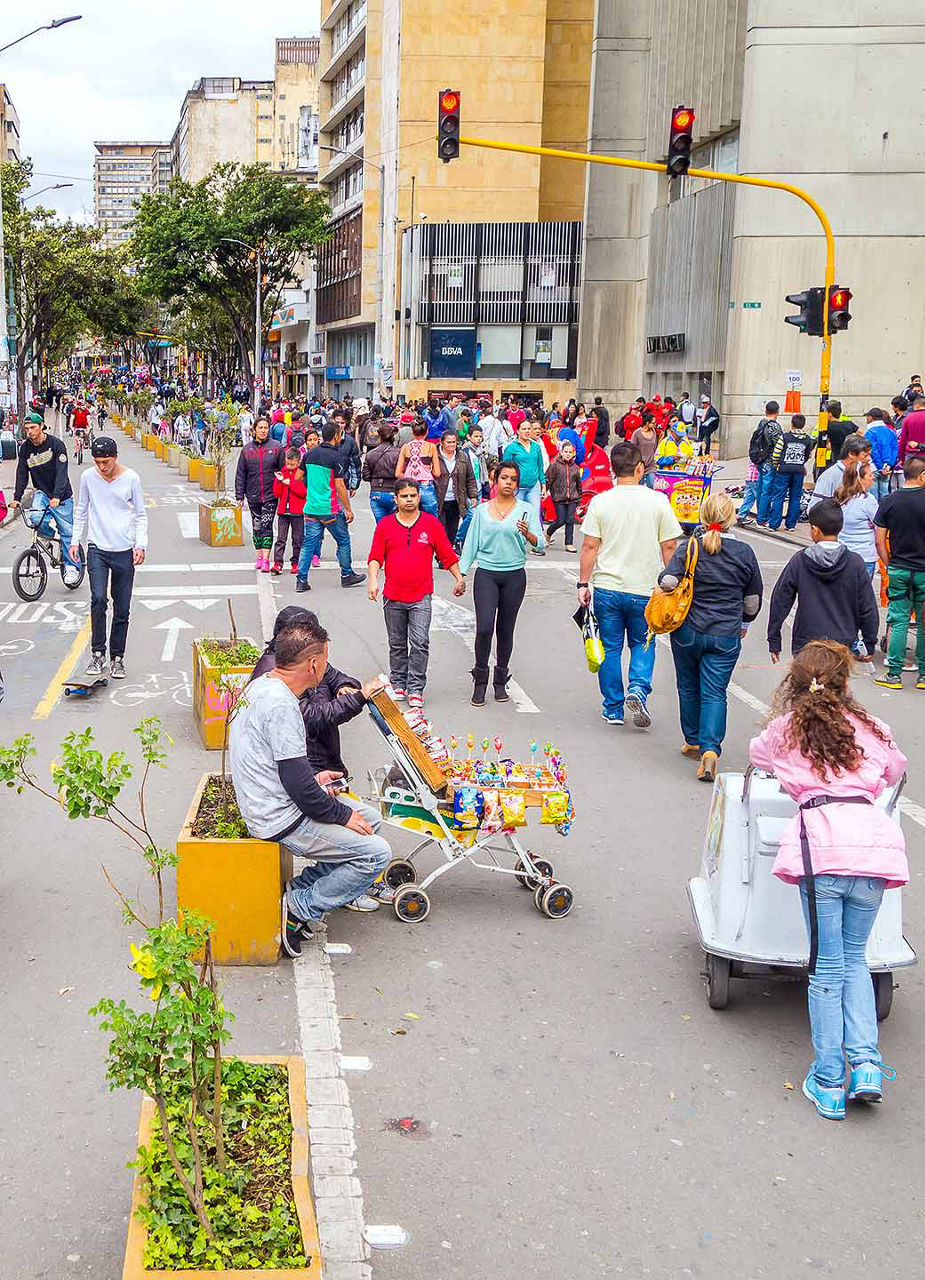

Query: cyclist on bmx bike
left=9, top=410, right=82, bottom=585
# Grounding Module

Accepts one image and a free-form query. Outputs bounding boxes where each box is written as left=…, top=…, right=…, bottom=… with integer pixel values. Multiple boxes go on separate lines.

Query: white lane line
left=431, top=595, right=542, bottom=713
left=177, top=513, right=199, bottom=539
left=134, top=584, right=258, bottom=597
left=137, top=561, right=256, bottom=573
left=255, top=565, right=277, bottom=643
left=153, top=616, right=194, bottom=662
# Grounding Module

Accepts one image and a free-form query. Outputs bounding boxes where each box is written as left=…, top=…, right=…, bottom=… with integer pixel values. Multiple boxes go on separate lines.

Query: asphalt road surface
left=1, top=425, right=922, bottom=1279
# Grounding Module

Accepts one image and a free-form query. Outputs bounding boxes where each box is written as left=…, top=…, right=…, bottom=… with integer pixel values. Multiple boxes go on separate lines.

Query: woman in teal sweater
left=458, top=459, right=545, bottom=705
left=502, top=419, right=547, bottom=547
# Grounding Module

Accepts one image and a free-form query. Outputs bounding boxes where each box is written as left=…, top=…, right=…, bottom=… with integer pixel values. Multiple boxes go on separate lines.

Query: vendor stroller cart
left=654, top=458, right=721, bottom=531
left=687, top=768, right=916, bottom=1019
left=365, top=690, right=575, bottom=923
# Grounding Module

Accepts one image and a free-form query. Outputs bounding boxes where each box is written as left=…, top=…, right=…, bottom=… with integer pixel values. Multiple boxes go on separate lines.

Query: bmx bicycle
left=12, top=504, right=86, bottom=602
left=74, top=426, right=92, bottom=465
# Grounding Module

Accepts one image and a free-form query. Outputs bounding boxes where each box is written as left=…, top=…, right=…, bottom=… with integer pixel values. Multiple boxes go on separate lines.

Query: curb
left=737, top=521, right=808, bottom=551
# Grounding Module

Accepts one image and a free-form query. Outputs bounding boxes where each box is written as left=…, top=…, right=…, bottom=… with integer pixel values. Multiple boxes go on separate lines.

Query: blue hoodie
left=865, top=422, right=899, bottom=472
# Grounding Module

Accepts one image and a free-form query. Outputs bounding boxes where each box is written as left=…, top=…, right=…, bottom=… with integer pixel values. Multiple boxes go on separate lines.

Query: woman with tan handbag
left=658, top=493, right=763, bottom=781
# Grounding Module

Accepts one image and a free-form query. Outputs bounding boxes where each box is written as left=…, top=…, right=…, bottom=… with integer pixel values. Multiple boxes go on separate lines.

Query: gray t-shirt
left=229, top=675, right=306, bottom=838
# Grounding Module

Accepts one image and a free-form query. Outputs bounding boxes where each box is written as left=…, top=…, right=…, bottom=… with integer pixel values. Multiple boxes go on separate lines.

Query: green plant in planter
left=135, top=387, right=157, bottom=423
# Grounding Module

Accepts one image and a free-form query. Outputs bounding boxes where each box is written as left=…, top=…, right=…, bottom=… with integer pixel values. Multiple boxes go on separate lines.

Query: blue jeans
left=769, top=470, right=805, bottom=530
left=369, top=490, right=396, bottom=522
left=754, top=462, right=775, bottom=524
left=642, top=472, right=655, bottom=489
left=30, top=492, right=79, bottom=570
left=593, top=588, right=654, bottom=717
left=799, top=876, right=886, bottom=1087
left=737, top=477, right=759, bottom=518
left=297, top=513, right=355, bottom=581
left=417, top=481, right=438, bottom=516
left=284, top=797, right=391, bottom=922
left=669, top=622, right=741, bottom=755
left=516, top=482, right=542, bottom=521
left=874, top=473, right=894, bottom=502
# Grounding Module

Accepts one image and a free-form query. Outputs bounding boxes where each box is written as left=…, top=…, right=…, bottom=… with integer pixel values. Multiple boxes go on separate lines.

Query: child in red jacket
left=272, top=447, right=307, bottom=574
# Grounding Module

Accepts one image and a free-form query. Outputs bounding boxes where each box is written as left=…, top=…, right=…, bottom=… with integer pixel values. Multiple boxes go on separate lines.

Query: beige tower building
left=0, top=86, right=20, bottom=162
left=316, top=0, right=593, bottom=401
left=171, top=78, right=276, bottom=183
left=93, top=142, right=170, bottom=247
left=272, top=37, right=321, bottom=175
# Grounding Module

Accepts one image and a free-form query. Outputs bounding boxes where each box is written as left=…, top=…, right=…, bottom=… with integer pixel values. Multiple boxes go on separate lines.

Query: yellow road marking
left=33, top=617, right=92, bottom=720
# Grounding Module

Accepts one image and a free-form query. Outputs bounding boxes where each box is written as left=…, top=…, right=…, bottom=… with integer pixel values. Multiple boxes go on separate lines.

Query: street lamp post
left=318, top=145, right=386, bottom=400
left=218, top=237, right=263, bottom=411
left=23, top=183, right=74, bottom=202
left=0, top=16, right=83, bottom=56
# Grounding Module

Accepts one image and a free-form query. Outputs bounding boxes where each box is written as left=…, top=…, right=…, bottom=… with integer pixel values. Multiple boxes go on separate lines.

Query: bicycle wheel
left=12, top=547, right=47, bottom=601
left=75, top=438, right=83, bottom=464
left=60, top=544, right=86, bottom=591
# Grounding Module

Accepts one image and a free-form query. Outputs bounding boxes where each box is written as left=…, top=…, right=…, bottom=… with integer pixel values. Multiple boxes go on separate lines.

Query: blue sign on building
left=429, top=328, right=476, bottom=380
left=326, top=365, right=352, bottom=380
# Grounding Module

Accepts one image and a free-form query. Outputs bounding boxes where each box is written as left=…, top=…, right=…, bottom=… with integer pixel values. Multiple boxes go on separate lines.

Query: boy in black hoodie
left=767, top=498, right=879, bottom=663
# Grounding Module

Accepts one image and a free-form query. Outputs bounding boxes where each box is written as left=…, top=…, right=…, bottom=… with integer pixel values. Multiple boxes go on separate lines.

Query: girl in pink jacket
left=749, top=639, right=908, bottom=1121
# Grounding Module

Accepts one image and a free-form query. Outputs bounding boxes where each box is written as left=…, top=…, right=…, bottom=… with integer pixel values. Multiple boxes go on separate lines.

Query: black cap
left=91, top=435, right=118, bottom=458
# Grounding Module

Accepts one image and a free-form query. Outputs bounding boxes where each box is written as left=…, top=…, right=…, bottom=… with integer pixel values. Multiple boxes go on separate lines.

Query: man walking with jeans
left=367, top=477, right=465, bottom=710
left=874, top=454, right=925, bottom=690
left=578, top=442, right=681, bottom=727
left=70, top=436, right=147, bottom=679
left=295, top=421, right=365, bottom=591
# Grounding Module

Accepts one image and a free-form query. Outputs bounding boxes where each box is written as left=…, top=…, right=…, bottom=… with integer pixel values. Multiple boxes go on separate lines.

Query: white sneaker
left=63, top=566, right=81, bottom=586
left=344, top=894, right=381, bottom=913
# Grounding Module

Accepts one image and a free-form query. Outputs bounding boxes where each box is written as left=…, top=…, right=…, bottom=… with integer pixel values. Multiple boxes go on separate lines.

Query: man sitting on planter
left=229, top=617, right=391, bottom=956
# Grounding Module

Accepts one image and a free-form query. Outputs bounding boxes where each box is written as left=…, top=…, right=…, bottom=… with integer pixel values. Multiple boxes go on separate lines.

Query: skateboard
left=63, top=678, right=109, bottom=698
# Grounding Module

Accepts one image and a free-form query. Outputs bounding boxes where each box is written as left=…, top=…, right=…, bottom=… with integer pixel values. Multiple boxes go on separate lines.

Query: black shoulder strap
left=799, top=812, right=819, bottom=975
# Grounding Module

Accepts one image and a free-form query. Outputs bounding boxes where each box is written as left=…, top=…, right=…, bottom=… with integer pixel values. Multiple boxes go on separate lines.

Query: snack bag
left=541, top=789, right=570, bottom=825
left=452, top=785, right=483, bottom=830
left=499, top=789, right=527, bottom=828
left=482, top=789, right=503, bottom=834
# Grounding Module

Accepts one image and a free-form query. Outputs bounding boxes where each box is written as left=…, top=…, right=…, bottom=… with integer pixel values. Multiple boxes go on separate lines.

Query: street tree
left=130, top=162, right=330, bottom=391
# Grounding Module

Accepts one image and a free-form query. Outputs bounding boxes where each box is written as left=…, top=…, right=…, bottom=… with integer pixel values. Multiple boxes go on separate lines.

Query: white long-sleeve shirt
left=72, top=466, right=148, bottom=551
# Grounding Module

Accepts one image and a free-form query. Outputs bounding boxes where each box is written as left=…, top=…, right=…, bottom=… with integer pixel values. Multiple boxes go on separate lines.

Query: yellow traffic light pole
left=459, top=135, right=835, bottom=431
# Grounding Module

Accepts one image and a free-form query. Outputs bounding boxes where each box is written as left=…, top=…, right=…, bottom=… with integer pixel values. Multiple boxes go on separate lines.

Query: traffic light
left=667, top=105, right=695, bottom=177
left=785, top=287, right=825, bottom=337
left=438, top=89, right=461, bottom=163
left=827, top=285, right=852, bottom=334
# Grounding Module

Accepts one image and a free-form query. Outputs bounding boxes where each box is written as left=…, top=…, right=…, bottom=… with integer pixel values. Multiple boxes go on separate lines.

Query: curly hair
left=769, top=639, right=889, bottom=777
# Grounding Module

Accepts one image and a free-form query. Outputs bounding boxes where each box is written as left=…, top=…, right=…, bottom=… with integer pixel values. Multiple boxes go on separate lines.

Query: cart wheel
left=384, top=858, right=416, bottom=890
left=393, top=885, right=430, bottom=923
left=536, top=882, right=574, bottom=918
left=873, top=971, right=893, bottom=1022
left=514, top=857, right=553, bottom=890
left=706, top=955, right=731, bottom=1010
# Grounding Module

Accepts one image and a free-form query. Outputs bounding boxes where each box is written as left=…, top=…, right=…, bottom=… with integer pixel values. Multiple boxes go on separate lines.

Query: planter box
left=179, top=452, right=191, bottom=478
left=177, top=773, right=292, bottom=965
left=199, top=462, right=224, bottom=492
left=166, top=443, right=180, bottom=468
left=192, top=639, right=256, bottom=752
left=188, top=457, right=202, bottom=483
left=133, top=426, right=142, bottom=443
left=153, top=438, right=165, bottom=460
left=199, top=502, right=243, bottom=547
left=123, top=1054, right=321, bottom=1276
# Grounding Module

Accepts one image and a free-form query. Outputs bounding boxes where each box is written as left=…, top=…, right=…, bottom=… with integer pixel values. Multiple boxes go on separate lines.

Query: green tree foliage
left=131, top=162, right=330, bottom=387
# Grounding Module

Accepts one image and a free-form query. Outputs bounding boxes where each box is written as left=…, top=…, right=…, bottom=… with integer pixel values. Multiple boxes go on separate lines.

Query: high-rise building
left=93, top=142, right=171, bottom=248
left=315, top=0, right=593, bottom=401
left=0, top=85, right=21, bottom=162
left=578, top=1, right=925, bottom=453
left=171, top=77, right=276, bottom=183
left=272, top=37, right=321, bottom=175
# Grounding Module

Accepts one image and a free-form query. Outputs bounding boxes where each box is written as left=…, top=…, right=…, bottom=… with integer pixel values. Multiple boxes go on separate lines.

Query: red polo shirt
left=368, top=512, right=458, bottom=603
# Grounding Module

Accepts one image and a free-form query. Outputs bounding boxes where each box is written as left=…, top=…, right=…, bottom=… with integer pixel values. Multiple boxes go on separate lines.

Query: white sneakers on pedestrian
left=63, top=565, right=81, bottom=586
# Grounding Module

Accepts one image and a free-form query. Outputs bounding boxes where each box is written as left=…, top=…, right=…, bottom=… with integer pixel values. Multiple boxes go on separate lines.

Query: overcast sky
left=1, top=0, right=320, bottom=221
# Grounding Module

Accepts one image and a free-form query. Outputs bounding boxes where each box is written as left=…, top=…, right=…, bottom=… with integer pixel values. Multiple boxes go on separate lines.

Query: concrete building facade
left=0, top=86, right=21, bottom=162
left=578, top=0, right=925, bottom=455
left=271, top=37, right=321, bottom=176
left=171, top=78, right=276, bottom=183
left=93, top=141, right=170, bottom=248
left=316, top=0, right=593, bottom=401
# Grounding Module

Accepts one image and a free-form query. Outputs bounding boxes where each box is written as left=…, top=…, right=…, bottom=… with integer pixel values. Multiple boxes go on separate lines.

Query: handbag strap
left=683, top=534, right=699, bottom=579
left=798, top=795, right=872, bottom=974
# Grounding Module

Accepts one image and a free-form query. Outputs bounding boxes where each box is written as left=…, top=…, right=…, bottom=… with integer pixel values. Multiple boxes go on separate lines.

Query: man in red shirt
left=506, top=398, right=527, bottom=433
left=368, top=477, right=465, bottom=710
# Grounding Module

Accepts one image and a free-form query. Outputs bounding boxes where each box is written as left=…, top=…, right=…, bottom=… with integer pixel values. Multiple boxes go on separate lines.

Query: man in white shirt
left=481, top=406, right=514, bottom=460
left=578, top=441, right=682, bottom=727
left=70, top=435, right=147, bottom=680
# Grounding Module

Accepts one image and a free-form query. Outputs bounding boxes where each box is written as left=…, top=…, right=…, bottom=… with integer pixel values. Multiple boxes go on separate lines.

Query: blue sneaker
left=847, top=1061, right=896, bottom=1104
left=601, top=711, right=624, bottom=726
left=802, top=1072, right=846, bottom=1121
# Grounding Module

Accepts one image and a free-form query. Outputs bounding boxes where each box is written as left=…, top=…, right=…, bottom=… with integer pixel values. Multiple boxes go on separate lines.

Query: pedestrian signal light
left=667, top=105, right=695, bottom=177
left=438, top=88, right=461, bottom=163
left=784, top=287, right=825, bottom=338
left=827, top=285, right=852, bottom=333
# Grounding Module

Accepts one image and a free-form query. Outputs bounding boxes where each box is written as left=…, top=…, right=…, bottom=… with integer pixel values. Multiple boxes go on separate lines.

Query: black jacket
left=767, top=543, right=878, bottom=656
left=433, top=449, right=478, bottom=513
left=337, top=433, right=362, bottom=491
left=235, top=440, right=284, bottom=506
left=363, top=442, right=402, bottom=492
left=593, top=406, right=611, bottom=447
left=660, top=534, right=763, bottom=635
left=14, top=433, right=72, bottom=502
left=251, top=651, right=365, bottom=774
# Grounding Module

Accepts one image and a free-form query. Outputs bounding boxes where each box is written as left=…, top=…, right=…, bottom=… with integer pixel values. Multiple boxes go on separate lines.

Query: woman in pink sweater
left=749, top=639, right=908, bottom=1121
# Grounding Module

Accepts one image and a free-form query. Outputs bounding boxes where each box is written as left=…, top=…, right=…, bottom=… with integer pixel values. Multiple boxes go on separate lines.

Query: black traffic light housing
left=785, top=287, right=825, bottom=337
left=667, top=105, right=695, bottom=177
left=827, top=285, right=852, bottom=334
left=438, top=89, right=461, bottom=163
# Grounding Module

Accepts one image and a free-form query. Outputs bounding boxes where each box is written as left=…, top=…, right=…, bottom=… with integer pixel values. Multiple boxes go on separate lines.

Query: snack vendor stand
left=654, top=457, right=721, bottom=531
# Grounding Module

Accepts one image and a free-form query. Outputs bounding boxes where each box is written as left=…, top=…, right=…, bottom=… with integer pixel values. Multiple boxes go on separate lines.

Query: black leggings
left=546, top=500, right=578, bottom=544
left=473, top=567, right=527, bottom=670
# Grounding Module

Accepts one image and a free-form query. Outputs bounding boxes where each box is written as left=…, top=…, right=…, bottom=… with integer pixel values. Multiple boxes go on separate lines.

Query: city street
left=1, top=428, right=923, bottom=1279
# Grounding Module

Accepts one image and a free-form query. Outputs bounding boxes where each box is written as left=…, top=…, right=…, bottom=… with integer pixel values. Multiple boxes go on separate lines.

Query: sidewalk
left=717, top=453, right=812, bottom=549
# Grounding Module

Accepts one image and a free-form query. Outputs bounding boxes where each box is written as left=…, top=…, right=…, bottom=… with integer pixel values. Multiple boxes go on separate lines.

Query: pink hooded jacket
left=749, top=712, right=909, bottom=889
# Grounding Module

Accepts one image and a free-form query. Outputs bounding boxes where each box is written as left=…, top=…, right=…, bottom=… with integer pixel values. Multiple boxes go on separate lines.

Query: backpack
left=644, top=536, right=699, bottom=638
left=748, top=420, right=774, bottom=466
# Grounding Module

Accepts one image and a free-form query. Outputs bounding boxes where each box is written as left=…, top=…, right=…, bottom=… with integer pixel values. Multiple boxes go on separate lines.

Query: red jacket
left=368, top=511, right=458, bottom=603
left=273, top=466, right=307, bottom=515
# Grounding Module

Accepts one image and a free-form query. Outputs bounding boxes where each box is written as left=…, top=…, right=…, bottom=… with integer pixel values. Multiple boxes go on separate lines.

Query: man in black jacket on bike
left=9, top=411, right=81, bottom=584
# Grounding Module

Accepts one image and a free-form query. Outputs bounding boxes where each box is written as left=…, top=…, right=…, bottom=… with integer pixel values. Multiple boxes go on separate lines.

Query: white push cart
left=688, top=768, right=916, bottom=1019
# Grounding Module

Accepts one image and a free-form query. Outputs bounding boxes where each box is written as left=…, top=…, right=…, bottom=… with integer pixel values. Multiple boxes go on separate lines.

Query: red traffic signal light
left=668, top=104, right=695, bottom=177
left=827, top=285, right=852, bottom=334
left=438, top=88, right=461, bottom=164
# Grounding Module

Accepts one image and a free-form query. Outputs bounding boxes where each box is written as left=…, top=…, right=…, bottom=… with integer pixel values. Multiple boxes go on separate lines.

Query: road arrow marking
left=153, top=616, right=194, bottom=662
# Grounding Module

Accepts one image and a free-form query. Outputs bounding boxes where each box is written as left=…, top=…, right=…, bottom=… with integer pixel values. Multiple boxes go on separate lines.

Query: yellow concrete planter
left=199, top=501, right=244, bottom=547
left=166, top=443, right=180, bottom=468
left=199, top=462, right=224, bottom=493
left=191, top=638, right=256, bottom=752
left=179, top=451, right=191, bottom=478
left=122, top=1054, right=321, bottom=1277
left=188, top=456, right=202, bottom=483
left=153, top=437, right=165, bottom=460
left=144, top=433, right=157, bottom=453
left=177, top=773, right=292, bottom=965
